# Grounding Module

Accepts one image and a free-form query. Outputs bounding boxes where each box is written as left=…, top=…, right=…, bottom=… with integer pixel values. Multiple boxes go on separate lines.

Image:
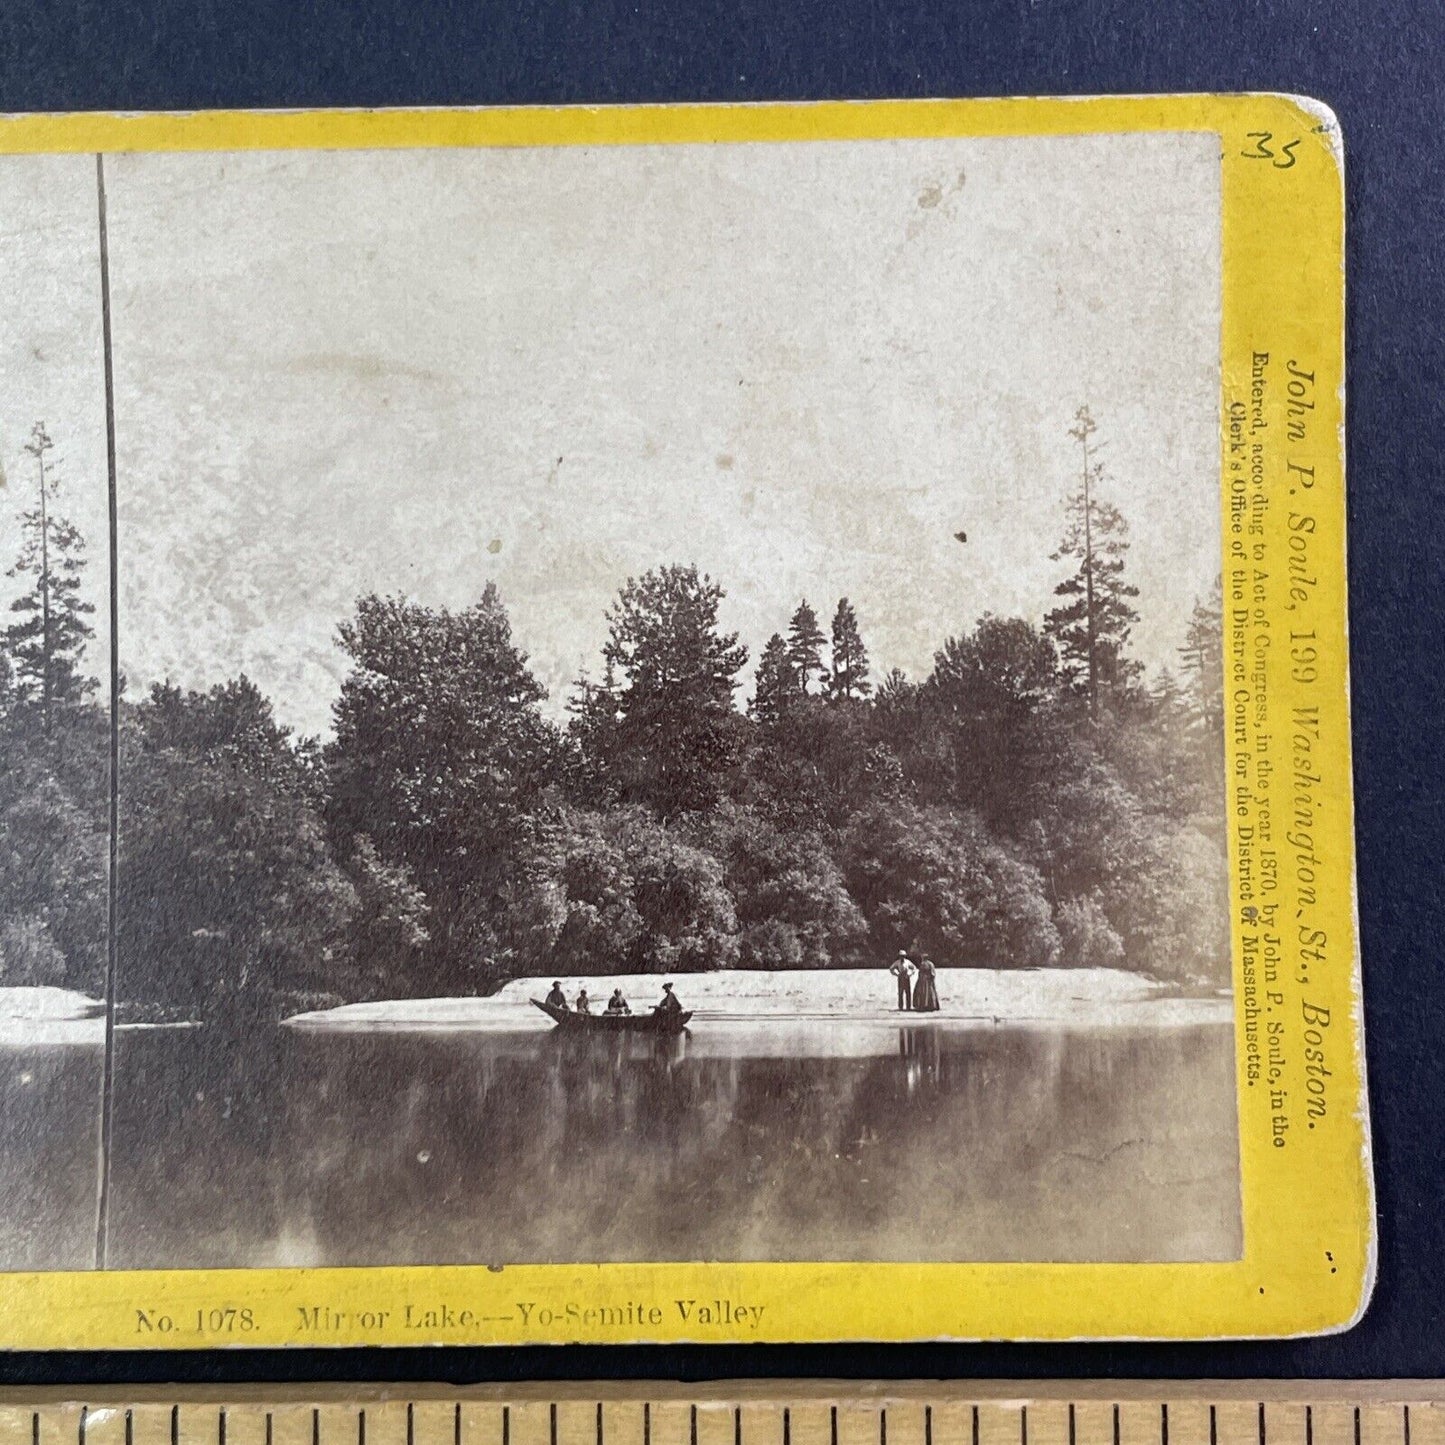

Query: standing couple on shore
left=888, top=950, right=940, bottom=1012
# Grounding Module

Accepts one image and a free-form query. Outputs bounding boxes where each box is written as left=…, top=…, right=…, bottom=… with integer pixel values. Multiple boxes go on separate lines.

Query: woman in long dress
left=912, top=956, right=940, bottom=1012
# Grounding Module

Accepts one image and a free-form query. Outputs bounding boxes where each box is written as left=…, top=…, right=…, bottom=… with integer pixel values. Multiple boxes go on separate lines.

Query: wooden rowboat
left=530, top=997, right=693, bottom=1034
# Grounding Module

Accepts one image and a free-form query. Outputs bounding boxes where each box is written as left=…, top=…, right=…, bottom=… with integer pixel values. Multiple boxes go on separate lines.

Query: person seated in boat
left=544, top=980, right=568, bottom=1011
left=575, top=987, right=591, bottom=1014
left=654, top=981, right=683, bottom=1015
left=606, top=988, right=631, bottom=1015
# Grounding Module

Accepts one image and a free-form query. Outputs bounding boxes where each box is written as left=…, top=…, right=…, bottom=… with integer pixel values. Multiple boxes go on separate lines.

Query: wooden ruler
left=0, top=1385, right=1442, bottom=1445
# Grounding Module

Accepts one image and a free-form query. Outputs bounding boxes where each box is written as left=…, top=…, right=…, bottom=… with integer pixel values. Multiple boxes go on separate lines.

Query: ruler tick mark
left=18, top=1390, right=1437, bottom=1445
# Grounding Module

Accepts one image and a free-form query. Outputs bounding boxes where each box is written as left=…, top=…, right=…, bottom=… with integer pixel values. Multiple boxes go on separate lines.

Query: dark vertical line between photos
left=92, top=148, right=122, bottom=1272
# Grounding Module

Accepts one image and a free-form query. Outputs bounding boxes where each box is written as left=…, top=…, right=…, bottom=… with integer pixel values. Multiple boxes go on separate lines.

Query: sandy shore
left=286, top=967, right=1232, bottom=1031
left=0, top=988, right=211, bottom=1045
left=0, top=986, right=105, bottom=1045
left=0, top=969, right=1232, bottom=1045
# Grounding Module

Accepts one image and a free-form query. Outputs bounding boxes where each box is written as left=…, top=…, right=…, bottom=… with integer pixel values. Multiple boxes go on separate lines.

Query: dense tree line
left=0, top=412, right=1229, bottom=1018
left=0, top=425, right=108, bottom=995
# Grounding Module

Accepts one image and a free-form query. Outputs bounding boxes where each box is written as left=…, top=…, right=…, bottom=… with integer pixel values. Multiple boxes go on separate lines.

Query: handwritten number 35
left=1242, top=132, right=1301, bottom=168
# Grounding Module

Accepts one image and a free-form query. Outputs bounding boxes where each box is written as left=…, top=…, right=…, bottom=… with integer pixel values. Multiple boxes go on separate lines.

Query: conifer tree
left=567, top=657, right=621, bottom=756
left=1149, top=666, right=1186, bottom=713
left=1179, top=577, right=1224, bottom=740
left=786, top=599, right=827, bottom=695
left=3, top=423, right=97, bottom=730
left=875, top=666, right=912, bottom=705
left=1043, top=406, right=1141, bottom=718
left=827, top=597, right=871, bottom=701
left=565, top=658, right=623, bottom=803
left=600, top=563, right=749, bottom=816
left=750, top=633, right=797, bottom=726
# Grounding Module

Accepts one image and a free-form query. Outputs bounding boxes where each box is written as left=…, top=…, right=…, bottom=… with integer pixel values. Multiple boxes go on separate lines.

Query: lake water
left=2, top=1016, right=1240, bottom=1269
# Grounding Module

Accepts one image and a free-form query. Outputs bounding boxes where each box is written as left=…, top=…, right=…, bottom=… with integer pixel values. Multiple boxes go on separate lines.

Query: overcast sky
left=1, top=134, right=1220, bottom=736
left=0, top=154, right=110, bottom=683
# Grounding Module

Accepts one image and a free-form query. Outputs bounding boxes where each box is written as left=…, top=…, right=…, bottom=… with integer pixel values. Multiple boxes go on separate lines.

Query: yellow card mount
left=0, top=93, right=1364, bottom=1347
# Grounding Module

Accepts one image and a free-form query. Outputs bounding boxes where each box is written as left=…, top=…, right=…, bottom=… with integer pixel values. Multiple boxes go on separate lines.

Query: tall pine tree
left=564, top=658, right=622, bottom=804
left=1043, top=406, right=1141, bottom=718
left=750, top=633, right=797, bottom=725
left=787, top=599, right=827, bottom=695
left=4, top=423, right=97, bottom=730
left=1179, top=577, right=1224, bottom=742
left=827, top=597, right=871, bottom=701
left=599, top=563, right=749, bottom=817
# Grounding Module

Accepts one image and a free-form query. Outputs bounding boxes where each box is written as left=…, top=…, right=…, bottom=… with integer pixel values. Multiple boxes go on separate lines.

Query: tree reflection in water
left=3, top=1016, right=1241, bottom=1270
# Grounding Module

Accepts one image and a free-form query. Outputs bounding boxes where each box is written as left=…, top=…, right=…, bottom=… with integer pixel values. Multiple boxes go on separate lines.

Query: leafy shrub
left=843, top=801, right=1059, bottom=968
left=1055, top=893, right=1125, bottom=969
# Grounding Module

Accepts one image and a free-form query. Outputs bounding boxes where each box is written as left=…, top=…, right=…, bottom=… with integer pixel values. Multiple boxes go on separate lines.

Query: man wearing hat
left=544, top=980, right=569, bottom=1011
left=655, top=981, right=683, bottom=1016
left=888, top=951, right=915, bottom=1011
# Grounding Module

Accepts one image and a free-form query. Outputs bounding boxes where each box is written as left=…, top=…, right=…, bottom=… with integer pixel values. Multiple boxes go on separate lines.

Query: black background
left=0, top=0, right=1441, bottom=1389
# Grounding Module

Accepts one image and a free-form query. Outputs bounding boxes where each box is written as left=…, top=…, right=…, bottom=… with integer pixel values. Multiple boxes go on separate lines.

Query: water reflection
left=0, top=1041, right=102, bottom=1269
left=2, top=1017, right=1241, bottom=1269
left=898, top=1026, right=942, bottom=1096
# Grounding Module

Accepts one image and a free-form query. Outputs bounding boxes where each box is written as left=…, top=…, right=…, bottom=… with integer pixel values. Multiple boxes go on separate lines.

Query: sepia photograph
left=0, top=131, right=1238, bottom=1273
